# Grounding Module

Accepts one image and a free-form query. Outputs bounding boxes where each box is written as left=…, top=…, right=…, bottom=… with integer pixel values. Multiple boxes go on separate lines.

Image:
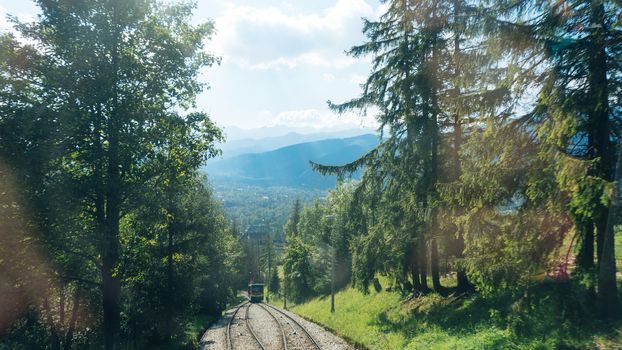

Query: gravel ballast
left=266, top=304, right=354, bottom=350
left=247, top=303, right=285, bottom=349
left=198, top=302, right=354, bottom=350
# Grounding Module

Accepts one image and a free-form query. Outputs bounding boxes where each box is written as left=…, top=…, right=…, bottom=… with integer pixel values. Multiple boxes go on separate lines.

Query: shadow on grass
left=370, top=281, right=622, bottom=349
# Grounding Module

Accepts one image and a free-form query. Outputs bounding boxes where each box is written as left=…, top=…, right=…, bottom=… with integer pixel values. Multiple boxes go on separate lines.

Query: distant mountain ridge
left=218, top=129, right=377, bottom=158
left=205, top=134, right=379, bottom=189
left=221, top=125, right=376, bottom=141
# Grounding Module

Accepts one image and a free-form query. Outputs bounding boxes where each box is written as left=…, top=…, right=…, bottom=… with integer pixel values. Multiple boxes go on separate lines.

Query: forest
left=0, top=1, right=246, bottom=349
left=0, top=0, right=621, bottom=349
left=270, top=0, right=622, bottom=347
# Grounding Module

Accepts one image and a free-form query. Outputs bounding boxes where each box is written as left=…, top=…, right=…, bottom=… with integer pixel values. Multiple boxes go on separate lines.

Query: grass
left=181, top=295, right=247, bottom=348
left=184, top=313, right=218, bottom=344
left=275, top=276, right=622, bottom=350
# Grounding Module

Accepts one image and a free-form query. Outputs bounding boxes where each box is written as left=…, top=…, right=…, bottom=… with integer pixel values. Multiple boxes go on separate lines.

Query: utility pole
left=331, top=245, right=335, bottom=313
left=325, top=214, right=336, bottom=313
left=267, top=235, right=271, bottom=303
left=283, top=276, right=287, bottom=309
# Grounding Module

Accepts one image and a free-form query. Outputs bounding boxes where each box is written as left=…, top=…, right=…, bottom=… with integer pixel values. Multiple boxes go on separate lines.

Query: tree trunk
left=411, top=246, right=422, bottom=292
left=597, top=210, right=618, bottom=317
left=586, top=0, right=617, bottom=316
left=418, top=241, right=429, bottom=292
left=103, top=6, right=122, bottom=348
left=597, top=142, right=621, bottom=317
left=451, top=0, right=473, bottom=293
left=59, top=286, right=65, bottom=331
left=430, top=238, right=443, bottom=293
left=427, top=1, right=444, bottom=295
left=42, top=295, right=61, bottom=350
left=166, top=210, right=175, bottom=340
left=596, top=218, right=605, bottom=267
left=283, top=277, right=287, bottom=310
left=455, top=231, right=473, bottom=292
left=102, top=247, right=120, bottom=350
left=102, top=109, right=121, bottom=350
left=63, top=291, right=79, bottom=350
left=576, top=221, right=595, bottom=274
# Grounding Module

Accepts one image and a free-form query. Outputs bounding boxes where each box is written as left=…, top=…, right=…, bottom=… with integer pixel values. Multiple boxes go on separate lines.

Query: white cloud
left=322, top=73, right=336, bottom=82
left=216, top=0, right=372, bottom=37
left=231, top=51, right=357, bottom=71
left=207, top=0, right=374, bottom=70
left=266, top=109, right=378, bottom=129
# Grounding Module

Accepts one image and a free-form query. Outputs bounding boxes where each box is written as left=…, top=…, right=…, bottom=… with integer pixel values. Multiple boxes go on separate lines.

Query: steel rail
left=256, top=302, right=289, bottom=350
left=245, top=303, right=267, bottom=350
left=226, top=302, right=247, bottom=350
left=263, top=303, right=321, bottom=350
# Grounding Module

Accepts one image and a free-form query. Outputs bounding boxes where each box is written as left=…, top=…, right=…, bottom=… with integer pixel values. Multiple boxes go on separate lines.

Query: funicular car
left=248, top=283, right=264, bottom=303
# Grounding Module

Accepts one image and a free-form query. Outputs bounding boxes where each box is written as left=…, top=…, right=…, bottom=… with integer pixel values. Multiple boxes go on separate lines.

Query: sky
left=0, top=0, right=383, bottom=131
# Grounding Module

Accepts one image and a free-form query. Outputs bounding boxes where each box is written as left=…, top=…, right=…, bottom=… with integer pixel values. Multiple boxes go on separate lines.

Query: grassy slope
left=277, top=229, right=622, bottom=350
left=280, top=278, right=622, bottom=350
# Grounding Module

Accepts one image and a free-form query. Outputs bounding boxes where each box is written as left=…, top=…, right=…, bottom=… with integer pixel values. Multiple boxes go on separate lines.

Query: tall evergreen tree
left=285, top=198, right=302, bottom=238
left=317, top=0, right=444, bottom=294
left=485, top=0, right=621, bottom=314
left=315, top=0, right=512, bottom=295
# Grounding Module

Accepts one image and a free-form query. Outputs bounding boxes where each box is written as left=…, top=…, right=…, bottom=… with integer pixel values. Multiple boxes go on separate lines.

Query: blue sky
left=0, top=0, right=382, bottom=131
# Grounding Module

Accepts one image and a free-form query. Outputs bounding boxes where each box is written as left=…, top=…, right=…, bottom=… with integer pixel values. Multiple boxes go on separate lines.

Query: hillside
left=205, top=134, right=379, bottom=189
left=272, top=278, right=622, bottom=350
left=210, top=184, right=326, bottom=241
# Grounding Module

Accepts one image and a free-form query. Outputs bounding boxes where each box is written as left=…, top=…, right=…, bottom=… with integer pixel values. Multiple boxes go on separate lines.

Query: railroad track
left=227, top=302, right=267, bottom=350
left=260, top=303, right=322, bottom=350
left=226, top=302, right=244, bottom=350
left=226, top=301, right=321, bottom=350
left=245, top=302, right=267, bottom=350
left=256, top=303, right=288, bottom=350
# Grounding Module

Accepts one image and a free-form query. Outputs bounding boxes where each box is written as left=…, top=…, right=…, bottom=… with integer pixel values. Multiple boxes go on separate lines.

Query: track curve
left=262, top=303, right=322, bottom=350
left=227, top=302, right=266, bottom=350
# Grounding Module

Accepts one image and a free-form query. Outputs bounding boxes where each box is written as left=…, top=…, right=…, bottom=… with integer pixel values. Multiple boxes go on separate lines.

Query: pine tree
left=284, top=198, right=302, bottom=238
left=315, top=0, right=513, bottom=295
left=487, top=0, right=621, bottom=314
left=317, top=0, right=445, bottom=294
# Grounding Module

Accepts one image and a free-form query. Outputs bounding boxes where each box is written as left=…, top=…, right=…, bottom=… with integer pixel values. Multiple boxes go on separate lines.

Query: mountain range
left=220, top=125, right=376, bottom=141
left=204, top=134, right=379, bottom=189
left=218, top=129, right=377, bottom=159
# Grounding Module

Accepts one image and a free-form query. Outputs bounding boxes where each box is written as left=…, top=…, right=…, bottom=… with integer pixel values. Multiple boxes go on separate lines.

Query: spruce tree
left=487, top=0, right=621, bottom=314
left=316, top=0, right=513, bottom=295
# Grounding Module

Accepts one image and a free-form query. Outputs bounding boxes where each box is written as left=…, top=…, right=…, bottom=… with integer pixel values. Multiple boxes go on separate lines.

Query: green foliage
left=490, top=0, right=622, bottom=310
left=285, top=198, right=302, bottom=238
left=1, top=0, right=621, bottom=347
left=441, top=124, right=570, bottom=294
left=281, top=182, right=364, bottom=301
left=284, top=279, right=622, bottom=350
left=269, top=267, right=280, bottom=294
left=283, top=236, right=315, bottom=302
left=214, top=184, right=324, bottom=242
left=315, top=0, right=620, bottom=309
left=121, top=182, right=241, bottom=346
left=0, top=0, right=244, bottom=348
